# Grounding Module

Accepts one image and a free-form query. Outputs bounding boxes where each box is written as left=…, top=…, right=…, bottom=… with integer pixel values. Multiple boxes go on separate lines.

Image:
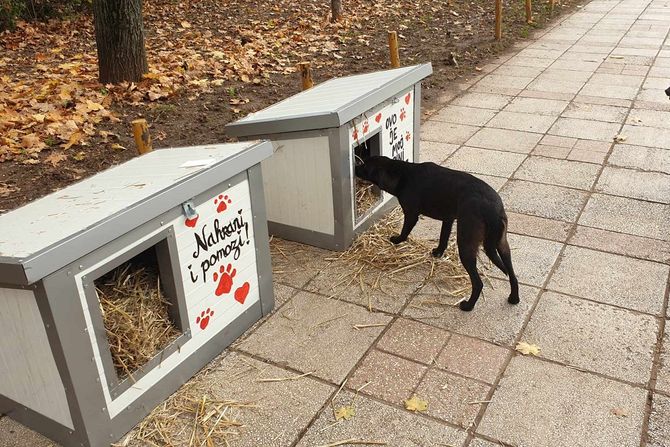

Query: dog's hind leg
left=390, top=211, right=419, bottom=244
left=498, top=235, right=520, bottom=304
left=456, top=221, right=484, bottom=312
left=432, top=218, right=454, bottom=258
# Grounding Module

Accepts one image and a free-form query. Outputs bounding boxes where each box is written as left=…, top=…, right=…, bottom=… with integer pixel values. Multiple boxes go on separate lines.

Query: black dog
left=666, top=86, right=670, bottom=98
left=355, top=156, right=519, bottom=311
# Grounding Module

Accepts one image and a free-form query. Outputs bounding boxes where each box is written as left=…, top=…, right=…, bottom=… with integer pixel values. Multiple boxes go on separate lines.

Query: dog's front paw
left=431, top=248, right=444, bottom=258
left=508, top=294, right=520, bottom=305
left=459, top=300, right=475, bottom=312
left=390, top=235, right=405, bottom=244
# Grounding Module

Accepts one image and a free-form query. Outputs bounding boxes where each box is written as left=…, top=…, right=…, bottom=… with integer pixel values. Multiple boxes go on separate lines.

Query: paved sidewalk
left=3, top=0, right=670, bottom=446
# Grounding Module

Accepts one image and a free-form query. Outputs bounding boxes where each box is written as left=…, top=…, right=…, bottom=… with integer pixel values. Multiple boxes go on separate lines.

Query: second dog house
left=226, top=63, right=432, bottom=251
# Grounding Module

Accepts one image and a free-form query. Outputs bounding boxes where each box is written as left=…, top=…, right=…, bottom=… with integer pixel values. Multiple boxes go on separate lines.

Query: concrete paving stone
left=657, top=327, right=670, bottom=394
left=579, top=82, right=638, bottom=100
left=466, top=128, right=543, bottom=153
left=348, top=349, right=426, bottom=404
left=567, top=148, right=607, bottom=164
left=376, top=317, right=450, bottom=365
left=548, top=245, right=669, bottom=315
left=607, top=54, right=654, bottom=66
left=589, top=73, right=645, bottom=88
left=649, top=65, right=670, bottom=77
left=518, top=48, right=565, bottom=59
left=654, top=57, right=670, bottom=67
left=473, top=174, right=508, bottom=192
left=642, top=76, right=669, bottom=90
left=622, top=64, right=651, bottom=76
left=514, top=156, right=600, bottom=190
left=431, top=105, right=497, bottom=126
left=618, top=37, right=664, bottom=49
left=549, top=117, right=622, bottom=141
left=295, top=391, right=468, bottom=447
left=579, top=193, right=670, bottom=241
left=561, top=102, right=628, bottom=123
left=419, top=140, right=459, bottom=164
left=411, top=215, right=442, bottom=241
left=493, top=64, right=544, bottom=78
left=550, top=59, right=601, bottom=72
left=191, top=353, right=334, bottom=447
left=478, top=356, right=648, bottom=447
left=524, top=291, right=658, bottom=384
left=519, top=89, right=576, bottom=101
left=238, top=292, right=391, bottom=383
left=444, top=146, right=526, bottom=178
left=437, top=333, right=509, bottom=384
left=527, top=77, right=586, bottom=94
left=540, top=134, right=577, bottom=148
left=415, top=368, right=490, bottom=428
left=470, top=85, right=522, bottom=97
left=405, top=279, right=541, bottom=346
left=451, top=92, right=513, bottom=110
left=488, top=233, right=562, bottom=287
left=626, top=109, right=670, bottom=129
left=271, top=239, right=331, bottom=288
left=636, top=88, right=669, bottom=105
left=422, top=121, right=481, bottom=145
left=596, top=166, right=670, bottom=204
left=557, top=51, right=607, bottom=63
left=532, top=144, right=572, bottom=159
left=573, top=94, right=632, bottom=108
left=609, top=144, right=670, bottom=174
left=468, top=438, right=503, bottom=447
left=573, top=139, right=612, bottom=153
left=505, top=55, right=556, bottom=69
left=0, top=418, right=56, bottom=447
left=569, top=225, right=670, bottom=265
left=487, top=111, right=557, bottom=134
left=635, top=99, right=670, bottom=112
left=475, top=74, right=535, bottom=90
left=274, top=282, right=299, bottom=307
left=648, top=393, right=670, bottom=447
left=499, top=180, right=589, bottom=222
left=507, top=212, right=572, bottom=242
left=503, top=97, right=569, bottom=115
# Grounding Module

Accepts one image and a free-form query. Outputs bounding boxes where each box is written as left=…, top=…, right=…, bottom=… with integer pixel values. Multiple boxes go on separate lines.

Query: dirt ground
left=0, top=0, right=582, bottom=212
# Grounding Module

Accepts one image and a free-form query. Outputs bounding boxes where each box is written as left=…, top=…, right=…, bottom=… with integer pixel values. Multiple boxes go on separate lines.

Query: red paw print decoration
left=362, top=120, right=370, bottom=134
left=196, top=308, right=214, bottom=330
left=399, top=108, right=407, bottom=121
left=405, top=131, right=411, bottom=141
left=214, top=194, right=232, bottom=213
left=352, top=128, right=359, bottom=141
left=213, top=264, right=236, bottom=296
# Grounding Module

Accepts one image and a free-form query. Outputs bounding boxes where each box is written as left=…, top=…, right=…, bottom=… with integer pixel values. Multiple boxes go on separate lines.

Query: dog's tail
left=482, top=210, right=509, bottom=277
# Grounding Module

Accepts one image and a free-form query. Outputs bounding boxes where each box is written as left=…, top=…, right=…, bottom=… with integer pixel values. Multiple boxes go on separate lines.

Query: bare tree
left=331, top=0, right=342, bottom=22
left=92, top=0, right=148, bottom=84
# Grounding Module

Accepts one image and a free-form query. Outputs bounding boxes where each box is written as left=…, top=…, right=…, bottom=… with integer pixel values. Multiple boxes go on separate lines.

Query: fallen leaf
left=44, top=152, right=67, bottom=167
left=180, top=21, right=192, bottom=29
left=613, top=134, right=627, bottom=143
left=63, top=131, right=84, bottom=150
left=73, top=151, right=86, bottom=161
left=110, top=143, right=126, bottom=151
left=334, top=405, right=355, bottom=421
left=404, top=395, right=428, bottom=412
left=611, top=407, right=628, bottom=417
left=515, top=342, right=541, bottom=356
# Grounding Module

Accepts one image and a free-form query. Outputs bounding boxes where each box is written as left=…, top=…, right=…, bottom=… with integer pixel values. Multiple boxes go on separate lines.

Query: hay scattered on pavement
left=96, top=253, right=180, bottom=381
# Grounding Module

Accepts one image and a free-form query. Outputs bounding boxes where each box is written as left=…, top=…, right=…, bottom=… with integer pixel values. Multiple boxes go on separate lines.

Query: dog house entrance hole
left=94, top=242, right=183, bottom=382
left=354, top=132, right=382, bottom=222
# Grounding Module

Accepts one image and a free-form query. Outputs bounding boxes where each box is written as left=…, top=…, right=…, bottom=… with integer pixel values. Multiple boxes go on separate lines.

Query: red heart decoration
left=185, top=215, right=199, bottom=228
left=405, top=93, right=411, bottom=104
left=234, top=282, right=250, bottom=304
left=374, top=113, right=382, bottom=123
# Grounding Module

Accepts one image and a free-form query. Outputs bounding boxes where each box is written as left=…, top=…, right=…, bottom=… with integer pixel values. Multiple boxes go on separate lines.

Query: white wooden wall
left=0, top=288, right=73, bottom=429
left=261, top=135, right=335, bottom=235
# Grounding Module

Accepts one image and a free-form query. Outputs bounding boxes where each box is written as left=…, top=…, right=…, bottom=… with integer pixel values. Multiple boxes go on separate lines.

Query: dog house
left=0, top=141, right=274, bottom=446
left=226, top=63, right=433, bottom=250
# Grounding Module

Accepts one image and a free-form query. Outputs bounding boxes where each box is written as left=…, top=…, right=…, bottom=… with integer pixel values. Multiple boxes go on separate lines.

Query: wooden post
left=131, top=119, right=152, bottom=155
left=525, top=0, right=532, bottom=23
left=549, top=0, right=555, bottom=12
left=330, top=0, right=342, bottom=22
left=495, top=0, right=502, bottom=41
left=299, top=62, right=314, bottom=90
left=388, top=31, right=400, bottom=68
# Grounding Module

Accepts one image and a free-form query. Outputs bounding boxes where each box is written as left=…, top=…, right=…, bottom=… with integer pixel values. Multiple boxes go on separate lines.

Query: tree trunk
left=331, top=0, right=342, bottom=22
left=93, top=0, right=148, bottom=84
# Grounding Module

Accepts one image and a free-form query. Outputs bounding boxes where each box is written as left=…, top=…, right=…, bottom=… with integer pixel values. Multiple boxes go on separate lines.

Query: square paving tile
left=473, top=174, right=508, bottom=192
left=648, top=394, right=670, bottom=447
left=415, top=368, right=490, bottom=428
left=296, top=391, right=468, bottom=447
left=580, top=83, right=640, bottom=100
left=569, top=225, right=670, bottom=265
left=476, top=74, right=535, bottom=90
left=608, top=144, right=670, bottom=174
left=271, top=239, right=331, bottom=288
left=540, top=134, right=577, bottom=148
left=419, top=140, right=459, bottom=164
left=514, top=156, right=600, bottom=190
left=596, top=166, right=670, bottom=204
left=573, top=139, right=612, bottom=153
left=0, top=418, right=55, bottom=447
left=238, top=292, right=391, bottom=383
left=422, top=121, right=481, bottom=145
left=348, top=350, right=426, bottom=404
left=405, top=279, right=541, bottom=346
left=444, top=147, right=527, bottom=177
left=561, top=102, right=628, bottom=123
left=533, top=144, right=572, bottom=159
left=507, top=212, right=572, bottom=242
left=431, top=105, right=497, bottom=126
left=579, top=193, right=670, bottom=241
left=499, top=180, right=589, bottom=222
left=541, top=68, right=594, bottom=83
left=478, top=356, right=648, bottom=447
left=626, top=108, right=670, bottom=129
left=547, top=245, right=669, bottom=315
left=524, top=291, right=658, bottom=384
left=377, top=317, right=450, bottom=365
left=567, top=148, right=607, bottom=164
left=451, top=92, right=513, bottom=110
left=527, top=78, right=585, bottom=94
left=437, top=333, right=509, bottom=384
left=549, top=117, right=622, bottom=141
left=589, top=73, right=645, bottom=88
left=466, top=128, right=543, bottom=153
left=503, top=96, right=569, bottom=115
left=487, top=111, right=557, bottom=134
left=488, top=233, right=562, bottom=287
left=655, top=324, right=670, bottom=395
left=469, top=438, right=503, bottom=447
left=620, top=124, right=670, bottom=149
